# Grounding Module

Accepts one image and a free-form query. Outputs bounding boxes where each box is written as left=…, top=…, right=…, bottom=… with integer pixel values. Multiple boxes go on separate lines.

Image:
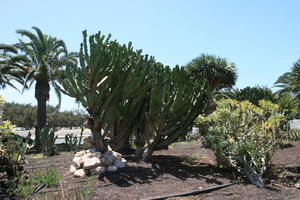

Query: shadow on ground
left=98, top=155, right=235, bottom=187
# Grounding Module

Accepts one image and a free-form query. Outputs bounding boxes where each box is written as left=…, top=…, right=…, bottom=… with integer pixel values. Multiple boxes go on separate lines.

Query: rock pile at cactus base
left=69, top=148, right=127, bottom=177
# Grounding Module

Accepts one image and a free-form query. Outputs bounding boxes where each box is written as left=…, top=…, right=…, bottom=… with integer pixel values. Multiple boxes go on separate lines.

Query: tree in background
left=0, top=44, right=27, bottom=90
left=274, top=59, right=300, bottom=119
left=3, top=102, right=86, bottom=129
left=15, top=27, right=77, bottom=129
left=228, top=86, right=275, bottom=106
left=185, top=54, right=237, bottom=91
left=275, top=60, right=300, bottom=101
left=275, top=93, right=300, bottom=120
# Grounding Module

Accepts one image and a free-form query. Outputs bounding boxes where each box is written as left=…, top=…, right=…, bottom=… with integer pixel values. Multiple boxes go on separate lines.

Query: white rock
left=85, top=152, right=93, bottom=158
left=83, top=157, right=101, bottom=169
left=74, top=169, right=86, bottom=178
left=108, top=145, right=112, bottom=151
left=86, top=147, right=96, bottom=153
left=107, top=165, right=118, bottom=172
left=90, top=166, right=106, bottom=175
left=112, top=151, right=122, bottom=160
left=91, top=152, right=102, bottom=159
left=113, top=160, right=126, bottom=169
left=74, top=150, right=85, bottom=157
left=73, top=157, right=82, bottom=169
left=69, top=165, right=77, bottom=174
left=121, top=158, right=127, bottom=163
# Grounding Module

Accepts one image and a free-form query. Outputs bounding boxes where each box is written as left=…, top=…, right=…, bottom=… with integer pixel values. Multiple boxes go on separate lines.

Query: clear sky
left=1, top=0, right=300, bottom=111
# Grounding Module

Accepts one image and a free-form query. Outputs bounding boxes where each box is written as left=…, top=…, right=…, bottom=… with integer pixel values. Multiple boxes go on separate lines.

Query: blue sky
left=1, top=0, right=300, bottom=111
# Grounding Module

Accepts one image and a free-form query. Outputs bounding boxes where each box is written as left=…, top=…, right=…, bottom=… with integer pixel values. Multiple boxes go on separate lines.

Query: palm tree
left=275, top=60, right=300, bottom=101
left=185, top=54, right=237, bottom=91
left=0, top=44, right=27, bottom=90
left=15, top=27, right=77, bottom=129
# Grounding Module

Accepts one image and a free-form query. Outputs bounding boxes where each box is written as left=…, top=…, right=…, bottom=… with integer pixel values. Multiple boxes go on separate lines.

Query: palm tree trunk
left=34, top=80, right=50, bottom=151
left=35, top=80, right=50, bottom=128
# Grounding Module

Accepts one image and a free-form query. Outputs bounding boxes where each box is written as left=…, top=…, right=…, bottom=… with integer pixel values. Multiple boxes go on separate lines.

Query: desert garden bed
left=17, top=140, right=300, bottom=200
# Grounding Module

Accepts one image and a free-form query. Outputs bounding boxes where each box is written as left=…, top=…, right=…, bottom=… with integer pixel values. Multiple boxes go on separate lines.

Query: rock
left=295, top=182, right=300, bottom=189
left=85, top=152, right=93, bottom=158
left=83, top=157, right=101, bottom=169
left=113, top=160, right=126, bottom=169
left=91, top=152, right=102, bottom=159
left=69, top=165, right=77, bottom=174
left=78, top=153, right=92, bottom=166
left=90, top=166, right=106, bottom=175
left=74, top=169, right=86, bottom=178
left=101, top=151, right=115, bottom=166
left=112, top=151, right=122, bottom=160
left=108, top=145, right=112, bottom=151
left=86, top=147, right=96, bottom=153
left=121, top=158, right=127, bottom=163
left=73, top=157, right=82, bottom=169
left=74, top=150, right=85, bottom=157
left=107, top=165, right=118, bottom=172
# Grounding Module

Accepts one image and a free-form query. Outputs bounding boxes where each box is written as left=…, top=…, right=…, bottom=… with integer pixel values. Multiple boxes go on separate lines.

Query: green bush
left=0, top=120, right=28, bottom=177
left=196, top=99, right=289, bottom=186
left=35, top=126, right=57, bottom=156
left=11, top=174, right=37, bottom=198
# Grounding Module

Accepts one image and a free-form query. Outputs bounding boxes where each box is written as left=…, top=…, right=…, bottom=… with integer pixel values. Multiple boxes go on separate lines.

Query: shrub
left=0, top=120, right=28, bottom=177
left=65, top=133, right=79, bottom=151
left=35, top=126, right=57, bottom=156
left=196, top=99, right=289, bottom=186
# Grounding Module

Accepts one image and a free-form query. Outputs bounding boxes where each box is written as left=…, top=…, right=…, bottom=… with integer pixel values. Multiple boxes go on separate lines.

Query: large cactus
left=140, top=66, right=211, bottom=161
left=59, top=31, right=138, bottom=152
left=105, top=54, right=154, bottom=152
left=59, top=30, right=211, bottom=157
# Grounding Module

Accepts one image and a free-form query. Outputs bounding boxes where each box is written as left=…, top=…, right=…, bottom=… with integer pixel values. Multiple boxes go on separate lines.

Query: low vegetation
left=196, top=99, right=290, bottom=186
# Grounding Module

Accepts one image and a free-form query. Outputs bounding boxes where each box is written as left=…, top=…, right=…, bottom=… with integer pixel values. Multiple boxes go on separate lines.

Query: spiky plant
left=186, top=54, right=237, bottom=91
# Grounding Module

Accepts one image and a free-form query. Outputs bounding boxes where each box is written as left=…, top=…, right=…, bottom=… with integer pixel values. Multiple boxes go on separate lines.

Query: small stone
left=91, top=152, right=102, bottom=158
left=83, top=157, right=101, bottom=169
left=74, top=169, right=86, bottom=178
left=85, top=152, right=93, bottom=158
left=113, top=160, right=126, bottom=169
left=101, top=151, right=115, bottom=166
left=107, top=165, right=118, bottom=172
left=295, top=182, right=300, bottom=189
left=86, top=147, right=96, bottom=153
left=112, top=151, right=122, bottom=160
left=69, top=165, right=77, bottom=174
left=73, top=157, right=82, bottom=169
left=108, top=145, right=112, bottom=151
left=90, top=166, right=106, bottom=175
left=74, top=150, right=85, bottom=157
left=121, top=158, right=127, bottom=163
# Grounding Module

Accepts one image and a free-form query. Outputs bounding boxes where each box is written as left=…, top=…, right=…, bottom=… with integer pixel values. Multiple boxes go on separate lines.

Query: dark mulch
left=23, top=141, right=300, bottom=200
